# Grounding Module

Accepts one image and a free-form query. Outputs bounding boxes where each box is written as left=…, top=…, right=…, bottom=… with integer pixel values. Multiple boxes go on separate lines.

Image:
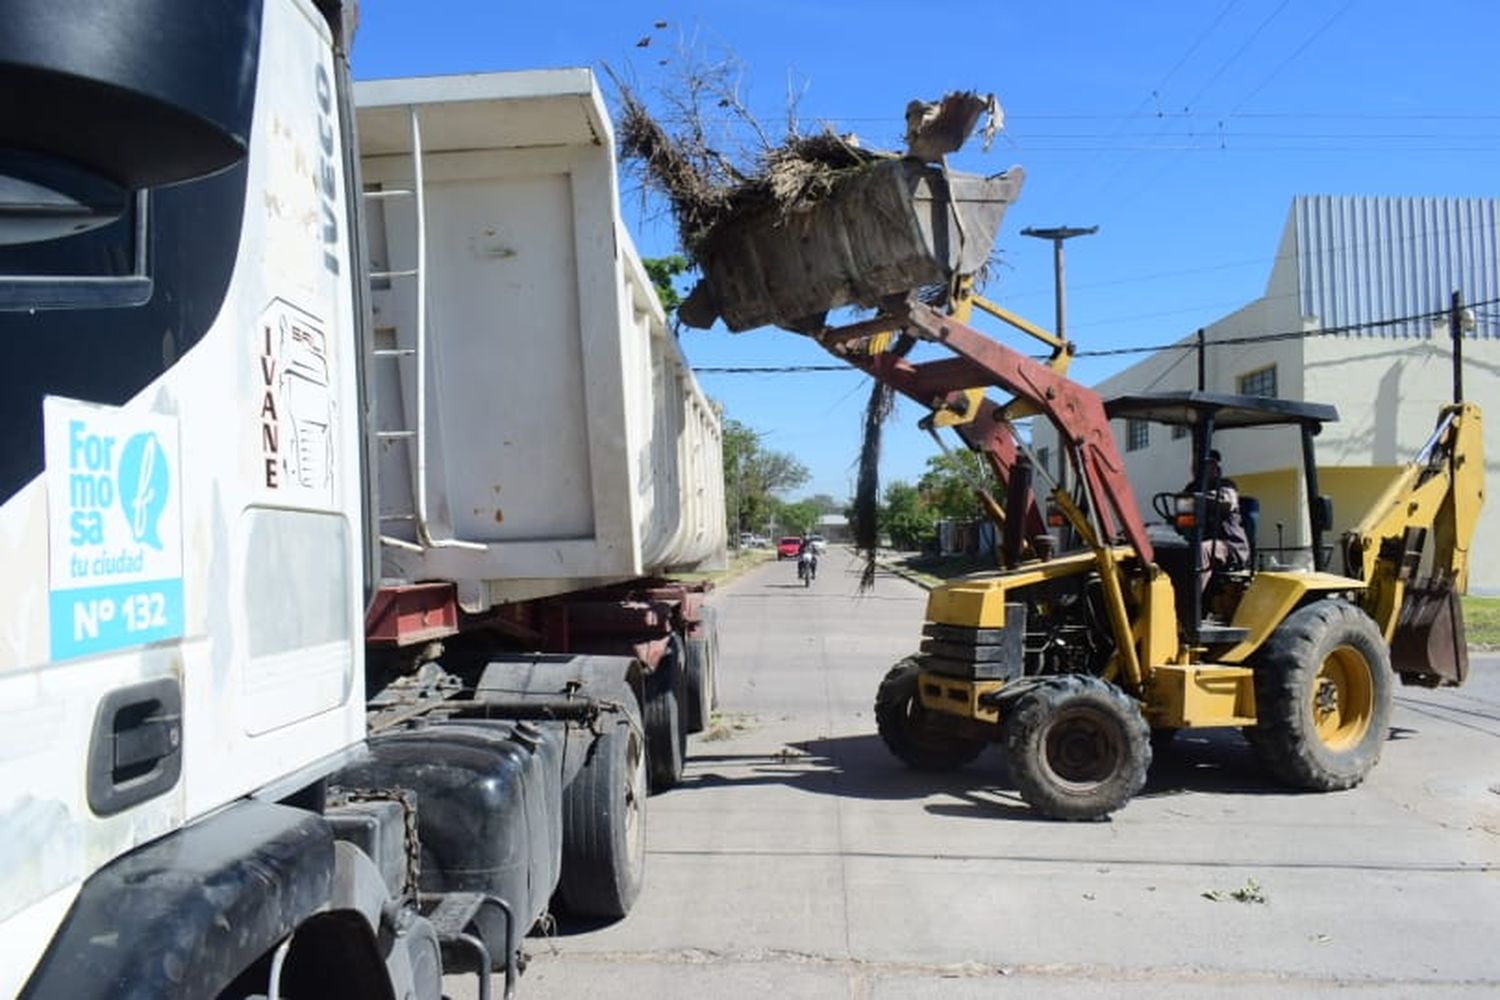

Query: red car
left=777, top=536, right=803, bottom=560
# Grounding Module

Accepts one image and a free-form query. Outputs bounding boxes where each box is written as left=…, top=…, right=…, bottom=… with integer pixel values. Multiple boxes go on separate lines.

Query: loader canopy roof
left=1104, top=390, right=1337, bottom=431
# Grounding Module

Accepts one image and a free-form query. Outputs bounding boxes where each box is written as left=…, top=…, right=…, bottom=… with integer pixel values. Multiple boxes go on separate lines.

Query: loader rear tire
left=557, top=713, right=647, bottom=918
left=1002, top=675, right=1151, bottom=821
left=875, top=659, right=987, bottom=771
left=1248, top=599, right=1392, bottom=791
left=643, top=639, right=687, bottom=791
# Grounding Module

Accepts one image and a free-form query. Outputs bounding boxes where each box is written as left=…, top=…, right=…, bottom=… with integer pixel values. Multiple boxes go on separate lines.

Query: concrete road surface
left=453, top=549, right=1500, bottom=999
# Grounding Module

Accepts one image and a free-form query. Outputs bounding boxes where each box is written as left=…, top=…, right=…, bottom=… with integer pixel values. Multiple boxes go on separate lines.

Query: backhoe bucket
left=680, top=161, right=1025, bottom=332
left=1389, top=578, right=1469, bottom=687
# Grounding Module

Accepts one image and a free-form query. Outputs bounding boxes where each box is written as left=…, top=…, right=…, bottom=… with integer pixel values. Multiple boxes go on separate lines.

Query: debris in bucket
left=613, top=75, right=1008, bottom=331
left=905, top=91, right=1002, bottom=162
left=612, top=71, right=1017, bottom=579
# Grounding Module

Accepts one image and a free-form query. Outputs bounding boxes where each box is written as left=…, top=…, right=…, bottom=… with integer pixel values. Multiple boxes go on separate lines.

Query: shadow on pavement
left=1138, top=728, right=1282, bottom=798
left=679, top=727, right=1294, bottom=818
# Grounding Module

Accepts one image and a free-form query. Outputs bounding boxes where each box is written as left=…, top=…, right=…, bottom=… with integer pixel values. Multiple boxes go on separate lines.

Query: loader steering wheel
left=1152, top=491, right=1180, bottom=523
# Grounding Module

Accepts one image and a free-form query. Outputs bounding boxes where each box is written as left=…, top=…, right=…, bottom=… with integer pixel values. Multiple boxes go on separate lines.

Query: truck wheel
left=703, top=606, right=721, bottom=711
left=1248, top=599, right=1393, bottom=791
left=683, top=629, right=710, bottom=735
left=874, top=659, right=987, bottom=771
left=1002, top=675, right=1150, bottom=821
left=557, top=714, right=647, bottom=918
left=643, top=641, right=687, bottom=791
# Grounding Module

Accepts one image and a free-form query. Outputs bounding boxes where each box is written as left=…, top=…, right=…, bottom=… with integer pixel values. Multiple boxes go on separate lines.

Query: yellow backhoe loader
left=682, top=154, right=1483, bottom=820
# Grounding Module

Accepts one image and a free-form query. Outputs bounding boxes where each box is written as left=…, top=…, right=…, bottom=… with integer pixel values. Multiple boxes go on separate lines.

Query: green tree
left=722, top=417, right=810, bottom=539
left=805, top=492, right=843, bottom=515
left=642, top=254, right=691, bottom=318
left=917, top=450, right=995, bottom=520
left=772, top=498, right=821, bottom=536
left=881, top=480, right=937, bottom=551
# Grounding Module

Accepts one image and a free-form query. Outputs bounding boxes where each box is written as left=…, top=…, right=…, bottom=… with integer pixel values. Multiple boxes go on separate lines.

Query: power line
left=1143, top=0, right=1245, bottom=110
left=1180, top=0, right=1293, bottom=112
left=1229, top=0, right=1359, bottom=112
left=1069, top=0, right=1293, bottom=212
left=999, top=213, right=1500, bottom=304
left=1072, top=296, right=1500, bottom=357
left=690, top=296, right=1500, bottom=373
left=1036, top=0, right=1241, bottom=196
left=656, top=109, right=1500, bottom=125
left=694, top=364, right=852, bottom=374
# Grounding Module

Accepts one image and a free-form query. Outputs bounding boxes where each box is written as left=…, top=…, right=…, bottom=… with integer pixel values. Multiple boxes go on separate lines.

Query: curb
left=867, top=550, right=937, bottom=591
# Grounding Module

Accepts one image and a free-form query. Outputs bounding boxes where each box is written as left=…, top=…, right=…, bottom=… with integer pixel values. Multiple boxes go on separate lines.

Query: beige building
left=1032, top=195, right=1500, bottom=594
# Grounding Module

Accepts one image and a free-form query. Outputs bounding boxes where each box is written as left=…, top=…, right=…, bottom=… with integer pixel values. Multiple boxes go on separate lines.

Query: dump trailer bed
left=356, top=71, right=727, bottom=609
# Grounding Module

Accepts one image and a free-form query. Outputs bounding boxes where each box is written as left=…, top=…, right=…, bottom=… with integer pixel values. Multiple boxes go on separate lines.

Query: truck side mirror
left=1312, top=495, right=1334, bottom=533
left=0, top=2, right=255, bottom=192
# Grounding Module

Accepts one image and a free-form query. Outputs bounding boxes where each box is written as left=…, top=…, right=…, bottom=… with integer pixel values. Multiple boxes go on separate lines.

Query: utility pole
left=1196, top=327, right=1206, bottom=391
left=1451, top=289, right=1466, bottom=404
left=1021, top=225, right=1098, bottom=340
left=732, top=452, right=742, bottom=550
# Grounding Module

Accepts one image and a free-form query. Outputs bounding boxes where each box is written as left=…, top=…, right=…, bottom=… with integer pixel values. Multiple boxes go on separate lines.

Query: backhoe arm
left=1343, top=401, right=1484, bottom=685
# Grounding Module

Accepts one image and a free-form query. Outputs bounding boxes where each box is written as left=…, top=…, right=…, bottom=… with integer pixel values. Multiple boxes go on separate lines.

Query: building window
left=1036, top=446, right=1050, bottom=476
left=1237, top=365, right=1278, bottom=398
left=1126, top=419, right=1149, bottom=452
left=1171, top=423, right=1190, bottom=440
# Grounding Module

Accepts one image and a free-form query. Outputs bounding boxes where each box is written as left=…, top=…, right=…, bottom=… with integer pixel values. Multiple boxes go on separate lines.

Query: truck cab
left=2, top=3, right=728, bottom=996
left=1, top=4, right=375, bottom=995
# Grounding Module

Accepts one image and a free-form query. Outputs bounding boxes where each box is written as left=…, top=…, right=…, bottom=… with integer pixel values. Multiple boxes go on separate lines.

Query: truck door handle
left=88, top=677, right=183, bottom=816
left=112, top=708, right=181, bottom=772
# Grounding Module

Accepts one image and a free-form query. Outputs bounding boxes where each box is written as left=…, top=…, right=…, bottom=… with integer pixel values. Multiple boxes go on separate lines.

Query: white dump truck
left=0, top=2, right=725, bottom=996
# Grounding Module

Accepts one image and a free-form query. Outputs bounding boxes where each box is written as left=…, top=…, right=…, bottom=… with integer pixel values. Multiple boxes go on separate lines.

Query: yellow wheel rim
left=1310, top=645, right=1374, bottom=751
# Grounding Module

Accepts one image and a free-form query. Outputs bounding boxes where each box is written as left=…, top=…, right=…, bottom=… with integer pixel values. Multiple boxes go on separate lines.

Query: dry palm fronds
left=609, top=58, right=897, bottom=260
left=852, top=333, right=914, bottom=592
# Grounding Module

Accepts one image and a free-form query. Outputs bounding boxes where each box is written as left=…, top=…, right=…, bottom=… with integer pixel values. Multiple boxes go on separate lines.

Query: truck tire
left=643, top=640, right=687, bottom=791
left=704, top=607, right=721, bottom=711
left=1248, top=599, right=1393, bottom=791
left=683, top=629, right=710, bottom=735
left=874, top=658, right=987, bottom=771
left=556, top=714, right=647, bottom=919
left=1002, top=675, right=1151, bottom=821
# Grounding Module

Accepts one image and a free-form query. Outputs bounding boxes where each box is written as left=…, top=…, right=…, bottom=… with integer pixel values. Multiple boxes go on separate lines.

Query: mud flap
left=1389, top=579, right=1469, bottom=687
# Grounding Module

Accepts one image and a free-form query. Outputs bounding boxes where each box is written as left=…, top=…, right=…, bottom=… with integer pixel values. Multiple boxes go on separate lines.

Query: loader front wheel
left=875, top=659, right=987, bottom=771
left=1249, top=600, right=1392, bottom=791
left=1002, top=675, right=1151, bottom=821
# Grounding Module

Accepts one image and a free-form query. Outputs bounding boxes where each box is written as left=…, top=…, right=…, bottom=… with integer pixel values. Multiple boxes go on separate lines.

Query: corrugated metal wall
left=1295, top=195, right=1500, bottom=339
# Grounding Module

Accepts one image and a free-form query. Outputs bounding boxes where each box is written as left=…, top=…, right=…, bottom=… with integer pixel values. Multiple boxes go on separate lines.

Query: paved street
left=462, top=549, right=1500, bottom=998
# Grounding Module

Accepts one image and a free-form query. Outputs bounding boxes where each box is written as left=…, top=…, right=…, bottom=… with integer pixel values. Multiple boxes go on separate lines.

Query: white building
left=1032, top=195, right=1500, bottom=594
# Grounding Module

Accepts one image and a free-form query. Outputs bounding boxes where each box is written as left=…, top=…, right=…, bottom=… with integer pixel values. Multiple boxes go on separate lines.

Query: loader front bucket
left=680, top=160, right=1025, bottom=332
left=1389, top=578, right=1469, bottom=687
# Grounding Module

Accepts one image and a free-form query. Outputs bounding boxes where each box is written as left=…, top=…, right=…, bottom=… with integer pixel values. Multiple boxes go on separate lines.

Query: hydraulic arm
left=1342, top=401, right=1484, bottom=686
left=817, top=294, right=1156, bottom=690
left=820, top=295, right=1153, bottom=565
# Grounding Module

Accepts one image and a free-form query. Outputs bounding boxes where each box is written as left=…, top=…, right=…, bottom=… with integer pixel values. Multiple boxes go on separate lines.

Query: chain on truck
left=0, top=1, right=728, bottom=997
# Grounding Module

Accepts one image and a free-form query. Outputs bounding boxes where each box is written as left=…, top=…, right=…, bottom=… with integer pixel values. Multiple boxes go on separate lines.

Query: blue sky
left=353, top=1, right=1499, bottom=502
